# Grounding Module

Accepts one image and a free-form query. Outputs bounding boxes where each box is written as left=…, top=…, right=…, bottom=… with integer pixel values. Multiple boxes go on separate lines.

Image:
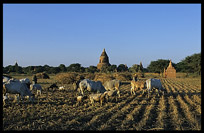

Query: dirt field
left=3, top=76, right=201, bottom=131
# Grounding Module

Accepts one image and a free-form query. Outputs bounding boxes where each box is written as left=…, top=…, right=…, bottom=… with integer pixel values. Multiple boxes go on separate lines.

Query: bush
left=114, top=72, right=132, bottom=81
left=94, top=73, right=115, bottom=84
left=55, top=73, right=78, bottom=84
left=36, top=72, right=50, bottom=79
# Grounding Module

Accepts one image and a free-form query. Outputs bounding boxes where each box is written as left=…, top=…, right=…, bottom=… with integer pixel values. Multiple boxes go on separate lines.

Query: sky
left=3, top=4, right=201, bottom=68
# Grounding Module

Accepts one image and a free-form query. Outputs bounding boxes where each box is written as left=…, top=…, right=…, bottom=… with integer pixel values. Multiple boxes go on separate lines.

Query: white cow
left=79, top=79, right=106, bottom=95
left=104, top=79, right=121, bottom=97
left=4, top=79, right=35, bottom=103
left=145, top=78, right=165, bottom=98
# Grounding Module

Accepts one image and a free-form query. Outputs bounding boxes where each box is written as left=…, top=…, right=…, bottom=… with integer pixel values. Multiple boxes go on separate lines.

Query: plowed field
left=3, top=78, right=201, bottom=131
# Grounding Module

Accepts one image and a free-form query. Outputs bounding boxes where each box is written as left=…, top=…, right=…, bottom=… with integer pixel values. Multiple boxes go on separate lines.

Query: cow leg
left=3, top=99, right=5, bottom=106
left=147, top=89, right=150, bottom=98
left=131, top=87, right=135, bottom=95
left=117, top=90, right=120, bottom=98
left=157, top=89, right=160, bottom=97
left=21, top=94, right=25, bottom=104
left=80, top=88, right=84, bottom=96
left=142, top=89, right=144, bottom=95
left=16, top=94, right=20, bottom=103
left=100, top=100, right=103, bottom=106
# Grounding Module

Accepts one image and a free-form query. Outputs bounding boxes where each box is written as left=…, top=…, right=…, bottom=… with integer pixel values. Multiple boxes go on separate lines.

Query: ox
left=20, top=78, right=31, bottom=89
left=130, top=80, right=145, bottom=95
left=104, top=79, right=121, bottom=97
left=4, top=79, right=35, bottom=103
left=145, top=78, right=165, bottom=98
left=89, top=93, right=107, bottom=106
left=30, top=84, right=43, bottom=96
left=79, top=79, right=106, bottom=95
left=104, top=90, right=118, bottom=102
left=3, top=76, right=10, bottom=84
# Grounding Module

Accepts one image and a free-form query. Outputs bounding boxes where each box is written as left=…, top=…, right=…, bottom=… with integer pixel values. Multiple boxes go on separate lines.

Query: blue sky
left=3, top=4, right=201, bottom=68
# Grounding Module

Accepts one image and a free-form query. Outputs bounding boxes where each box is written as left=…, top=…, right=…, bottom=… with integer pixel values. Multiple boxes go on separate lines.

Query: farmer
left=32, top=75, right=37, bottom=84
left=133, top=74, right=138, bottom=81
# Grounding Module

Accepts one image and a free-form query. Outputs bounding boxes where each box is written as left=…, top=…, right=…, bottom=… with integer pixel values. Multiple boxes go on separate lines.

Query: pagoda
left=163, top=60, right=176, bottom=78
left=97, top=48, right=111, bottom=70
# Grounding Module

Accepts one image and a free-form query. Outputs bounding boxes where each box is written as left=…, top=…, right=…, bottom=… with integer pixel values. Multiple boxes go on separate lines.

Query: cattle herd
left=3, top=75, right=201, bottom=130
left=3, top=76, right=165, bottom=106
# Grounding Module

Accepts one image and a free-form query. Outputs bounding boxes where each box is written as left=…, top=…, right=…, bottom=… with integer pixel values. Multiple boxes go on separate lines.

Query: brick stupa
left=163, top=60, right=176, bottom=78
left=97, top=48, right=111, bottom=70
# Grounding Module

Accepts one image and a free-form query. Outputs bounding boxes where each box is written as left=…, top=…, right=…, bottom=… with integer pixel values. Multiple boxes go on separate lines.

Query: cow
left=3, top=79, right=35, bottom=103
left=47, top=83, right=58, bottom=91
left=103, top=79, right=121, bottom=97
left=30, top=84, right=43, bottom=96
left=73, top=80, right=81, bottom=91
left=79, top=79, right=106, bottom=95
left=20, top=78, right=31, bottom=89
left=3, top=76, right=10, bottom=84
left=3, top=84, right=7, bottom=106
left=104, top=90, right=119, bottom=102
left=145, top=78, right=165, bottom=98
left=59, top=86, right=65, bottom=91
left=130, top=80, right=146, bottom=95
left=89, top=93, right=107, bottom=106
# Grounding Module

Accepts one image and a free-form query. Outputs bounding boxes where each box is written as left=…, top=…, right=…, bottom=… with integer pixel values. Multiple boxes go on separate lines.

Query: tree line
left=3, top=53, right=200, bottom=75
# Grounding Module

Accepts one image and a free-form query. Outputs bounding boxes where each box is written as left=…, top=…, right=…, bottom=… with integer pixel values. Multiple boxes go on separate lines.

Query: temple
left=163, top=60, right=176, bottom=78
left=97, top=48, right=111, bottom=70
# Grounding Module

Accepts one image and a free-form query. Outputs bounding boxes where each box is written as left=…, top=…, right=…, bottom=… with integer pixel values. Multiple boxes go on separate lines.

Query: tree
left=147, top=59, right=176, bottom=73
left=49, top=67, right=61, bottom=74
left=13, top=62, right=23, bottom=73
left=85, top=66, right=98, bottom=73
left=176, top=53, right=201, bottom=75
left=100, top=65, right=109, bottom=73
left=129, top=64, right=140, bottom=73
left=34, top=66, right=44, bottom=73
left=43, top=65, right=51, bottom=73
left=107, top=64, right=117, bottom=73
left=67, top=63, right=82, bottom=72
left=59, top=64, right=66, bottom=72
left=3, top=66, right=9, bottom=74
left=117, top=64, right=128, bottom=72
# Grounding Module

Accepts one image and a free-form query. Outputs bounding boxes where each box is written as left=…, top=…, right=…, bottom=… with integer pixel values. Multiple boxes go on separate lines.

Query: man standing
left=32, top=75, right=37, bottom=84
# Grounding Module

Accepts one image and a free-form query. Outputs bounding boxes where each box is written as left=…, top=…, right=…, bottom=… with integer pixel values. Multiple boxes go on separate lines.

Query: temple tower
left=97, top=48, right=111, bottom=70
left=164, top=59, right=176, bottom=78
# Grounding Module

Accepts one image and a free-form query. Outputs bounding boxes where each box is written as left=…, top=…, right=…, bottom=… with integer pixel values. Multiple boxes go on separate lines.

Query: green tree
left=117, top=64, right=128, bottom=72
left=129, top=64, right=140, bottom=73
left=107, top=64, right=117, bottom=73
left=59, top=64, right=66, bottom=72
left=176, top=53, right=201, bottom=75
left=3, top=66, right=9, bottom=74
left=34, top=66, right=44, bottom=73
left=85, top=66, right=98, bottom=73
left=67, top=63, right=82, bottom=72
left=14, top=62, right=23, bottom=73
left=43, top=65, right=51, bottom=73
left=100, top=65, right=109, bottom=73
left=147, top=59, right=176, bottom=73
left=49, top=67, right=61, bottom=74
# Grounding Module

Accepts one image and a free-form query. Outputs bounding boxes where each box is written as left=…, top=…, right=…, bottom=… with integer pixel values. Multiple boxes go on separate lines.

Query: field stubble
left=3, top=76, right=201, bottom=131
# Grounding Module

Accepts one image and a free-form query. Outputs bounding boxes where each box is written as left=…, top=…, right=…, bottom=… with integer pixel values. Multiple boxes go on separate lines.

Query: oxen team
left=3, top=75, right=165, bottom=106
